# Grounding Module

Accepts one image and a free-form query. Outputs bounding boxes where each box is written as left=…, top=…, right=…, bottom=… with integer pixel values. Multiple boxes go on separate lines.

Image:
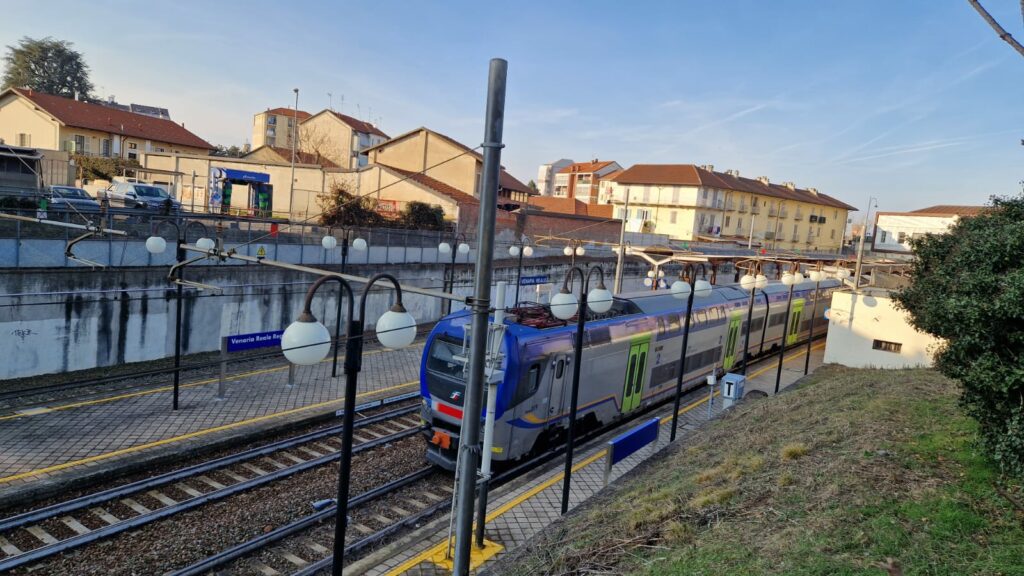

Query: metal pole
left=340, top=234, right=349, bottom=275
left=774, top=282, right=796, bottom=394
left=333, top=317, right=362, bottom=576
left=172, top=240, right=185, bottom=411
left=331, top=285, right=344, bottom=378
left=854, top=196, right=874, bottom=288
left=290, top=88, right=299, bottom=218
left=514, top=245, right=524, bottom=306
left=740, top=285, right=756, bottom=376
left=747, top=194, right=756, bottom=250
left=614, top=189, right=629, bottom=293
left=217, top=336, right=227, bottom=400
left=670, top=276, right=696, bottom=441
left=475, top=281, right=506, bottom=546
left=561, top=270, right=586, bottom=515
left=804, top=278, right=820, bottom=375
left=452, top=58, right=506, bottom=576
left=190, top=170, right=196, bottom=214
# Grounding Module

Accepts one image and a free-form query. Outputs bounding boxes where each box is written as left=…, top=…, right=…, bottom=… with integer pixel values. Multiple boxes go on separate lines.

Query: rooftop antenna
left=368, top=106, right=373, bottom=121
left=356, top=103, right=361, bottom=119
left=327, top=92, right=333, bottom=111
left=339, top=94, right=344, bottom=114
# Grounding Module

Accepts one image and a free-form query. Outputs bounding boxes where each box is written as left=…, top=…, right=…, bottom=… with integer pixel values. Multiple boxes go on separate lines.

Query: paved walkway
left=0, top=342, right=424, bottom=496
left=361, top=343, right=825, bottom=575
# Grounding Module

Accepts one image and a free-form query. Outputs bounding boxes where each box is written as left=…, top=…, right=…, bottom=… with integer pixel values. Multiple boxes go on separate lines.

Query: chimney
left=808, top=187, right=819, bottom=196
left=783, top=181, right=795, bottom=190
left=726, top=169, right=739, bottom=177
left=706, top=164, right=714, bottom=172
left=757, top=176, right=770, bottom=185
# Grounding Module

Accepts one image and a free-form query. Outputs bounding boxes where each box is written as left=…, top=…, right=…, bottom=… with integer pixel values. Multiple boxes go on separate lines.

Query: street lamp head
left=457, top=242, right=470, bottom=255
left=550, top=288, right=579, bottom=320
left=509, top=245, right=520, bottom=257
left=438, top=242, right=452, bottom=255
left=754, top=274, right=768, bottom=290
left=670, top=279, right=691, bottom=300
left=694, top=279, right=713, bottom=298
left=196, top=237, right=216, bottom=251
left=321, top=235, right=338, bottom=250
left=351, top=237, right=367, bottom=251
left=647, top=270, right=656, bottom=278
left=575, top=246, right=585, bottom=257
left=281, top=313, right=331, bottom=365
left=522, top=245, right=534, bottom=257
left=145, top=236, right=167, bottom=255
left=739, top=273, right=756, bottom=291
left=658, top=269, right=665, bottom=278
left=781, top=272, right=796, bottom=286
left=587, top=278, right=613, bottom=314
left=643, top=277, right=653, bottom=287
left=376, top=304, right=417, bottom=349
left=793, top=271, right=805, bottom=284
left=563, top=246, right=573, bottom=257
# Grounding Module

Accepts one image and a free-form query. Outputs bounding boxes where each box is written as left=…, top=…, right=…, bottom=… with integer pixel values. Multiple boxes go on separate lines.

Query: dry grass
left=489, top=366, right=1024, bottom=576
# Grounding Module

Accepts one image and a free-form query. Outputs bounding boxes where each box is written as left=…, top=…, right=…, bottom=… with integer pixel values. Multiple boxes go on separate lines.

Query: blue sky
left=3, top=1, right=1022, bottom=216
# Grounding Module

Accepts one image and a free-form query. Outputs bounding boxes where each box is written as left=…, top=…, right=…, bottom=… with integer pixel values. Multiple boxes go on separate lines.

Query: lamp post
left=804, top=263, right=826, bottom=375
left=550, top=265, right=613, bottom=515
left=563, top=239, right=585, bottom=268
left=290, top=88, right=299, bottom=213
left=281, top=273, right=417, bottom=576
left=854, top=196, right=877, bottom=288
left=146, top=219, right=212, bottom=411
left=774, top=264, right=803, bottom=394
left=322, top=227, right=367, bottom=275
left=508, top=239, right=533, bottom=306
left=438, top=232, right=470, bottom=316
left=738, top=262, right=769, bottom=376
left=669, top=264, right=713, bottom=441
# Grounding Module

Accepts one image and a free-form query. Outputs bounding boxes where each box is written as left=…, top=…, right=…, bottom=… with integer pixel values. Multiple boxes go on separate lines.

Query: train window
left=696, top=310, right=708, bottom=325
left=555, top=359, right=565, bottom=379
left=426, top=336, right=466, bottom=378
left=512, top=364, right=541, bottom=406
left=708, top=307, right=722, bottom=321
left=588, top=326, right=611, bottom=346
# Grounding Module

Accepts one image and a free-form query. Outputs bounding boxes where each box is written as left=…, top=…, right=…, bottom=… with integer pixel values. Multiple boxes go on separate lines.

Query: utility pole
left=613, top=188, right=629, bottom=293
left=747, top=193, right=756, bottom=250
left=451, top=58, right=507, bottom=576
left=290, top=88, right=299, bottom=217
left=853, top=196, right=876, bottom=288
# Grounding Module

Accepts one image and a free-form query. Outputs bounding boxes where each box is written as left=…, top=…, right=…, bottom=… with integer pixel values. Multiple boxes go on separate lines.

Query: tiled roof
left=908, top=205, right=988, bottom=216
left=263, top=146, right=339, bottom=168
left=557, top=160, right=617, bottom=174
left=327, top=111, right=389, bottom=138
left=381, top=164, right=479, bottom=206
left=263, top=107, right=312, bottom=121
left=362, top=127, right=534, bottom=195
left=612, top=164, right=856, bottom=211
left=10, top=88, right=213, bottom=150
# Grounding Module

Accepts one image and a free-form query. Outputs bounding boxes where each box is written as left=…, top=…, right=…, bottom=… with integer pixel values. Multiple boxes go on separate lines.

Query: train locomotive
left=420, top=278, right=839, bottom=469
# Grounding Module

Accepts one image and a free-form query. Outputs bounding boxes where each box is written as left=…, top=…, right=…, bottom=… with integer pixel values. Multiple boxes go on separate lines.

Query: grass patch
left=489, top=366, right=1024, bottom=576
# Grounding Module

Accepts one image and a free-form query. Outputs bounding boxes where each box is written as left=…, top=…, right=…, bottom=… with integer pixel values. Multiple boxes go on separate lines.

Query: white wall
left=823, top=288, right=941, bottom=369
left=873, top=214, right=957, bottom=253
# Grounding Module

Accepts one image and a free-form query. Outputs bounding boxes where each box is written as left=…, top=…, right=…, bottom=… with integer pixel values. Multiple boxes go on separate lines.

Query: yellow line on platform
left=385, top=342, right=826, bottom=575
left=0, top=346, right=400, bottom=422
left=0, top=380, right=418, bottom=485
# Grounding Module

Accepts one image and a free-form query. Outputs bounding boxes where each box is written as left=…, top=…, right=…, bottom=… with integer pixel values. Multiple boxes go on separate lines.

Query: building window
left=737, top=217, right=743, bottom=229
left=128, top=142, right=137, bottom=149
left=267, top=116, right=277, bottom=125
left=724, top=215, right=731, bottom=227
left=872, top=339, right=903, bottom=353
left=127, top=151, right=138, bottom=160
left=670, top=211, right=678, bottom=224
left=637, top=209, right=652, bottom=222
left=898, top=231, right=907, bottom=243
left=642, top=187, right=650, bottom=203
left=16, top=133, right=30, bottom=147
left=101, top=139, right=111, bottom=157
left=154, top=147, right=165, bottom=152
left=880, top=231, right=888, bottom=243
left=831, top=229, right=836, bottom=239
left=672, top=189, right=679, bottom=204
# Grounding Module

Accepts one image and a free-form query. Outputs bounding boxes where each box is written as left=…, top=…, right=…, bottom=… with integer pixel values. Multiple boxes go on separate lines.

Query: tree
left=72, top=154, right=140, bottom=181
left=527, top=179, right=539, bottom=194
left=400, top=201, right=445, bottom=230
left=2, top=37, right=94, bottom=98
left=893, top=194, right=1024, bottom=476
left=213, top=144, right=246, bottom=158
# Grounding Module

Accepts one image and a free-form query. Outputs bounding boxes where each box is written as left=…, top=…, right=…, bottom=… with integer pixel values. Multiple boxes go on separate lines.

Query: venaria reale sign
left=226, top=330, right=284, bottom=352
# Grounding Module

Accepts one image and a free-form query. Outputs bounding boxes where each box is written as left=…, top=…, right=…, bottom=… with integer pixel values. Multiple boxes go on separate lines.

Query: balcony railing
left=751, top=205, right=761, bottom=214
left=725, top=200, right=735, bottom=210
left=768, top=208, right=778, bottom=217
left=779, top=209, right=788, bottom=218
left=793, top=211, right=803, bottom=220
left=737, top=203, right=747, bottom=213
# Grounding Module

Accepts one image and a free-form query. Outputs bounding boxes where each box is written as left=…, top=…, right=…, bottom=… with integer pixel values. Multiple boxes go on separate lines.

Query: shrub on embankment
left=486, top=366, right=1024, bottom=576
left=893, top=193, right=1024, bottom=477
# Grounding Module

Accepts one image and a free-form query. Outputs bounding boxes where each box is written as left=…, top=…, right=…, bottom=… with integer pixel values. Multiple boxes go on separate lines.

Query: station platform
left=0, top=341, right=425, bottom=507
left=356, top=342, right=826, bottom=575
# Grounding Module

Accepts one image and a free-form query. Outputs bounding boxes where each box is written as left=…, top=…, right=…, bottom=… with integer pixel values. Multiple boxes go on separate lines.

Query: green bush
left=73, top=154, right=140, bottom=181
left=893, top=194, right=1024, bottom=476
left=400, top=201, right=445, bottom=230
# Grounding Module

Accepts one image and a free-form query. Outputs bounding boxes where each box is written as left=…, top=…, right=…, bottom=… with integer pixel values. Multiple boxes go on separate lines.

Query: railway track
left=0, top=394, right=424, bottom=573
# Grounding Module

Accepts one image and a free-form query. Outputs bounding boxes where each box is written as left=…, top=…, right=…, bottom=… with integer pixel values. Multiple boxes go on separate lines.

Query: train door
left=622, top=338, right=650, bottom=413
left=787, top=299, right=805, bottom=345
left=722, top=311, right=743, bottom=370
left=545, top=353, right=570, bottom=420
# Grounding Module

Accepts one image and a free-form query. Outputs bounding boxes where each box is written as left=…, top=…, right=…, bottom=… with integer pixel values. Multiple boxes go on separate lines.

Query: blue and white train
left=420, top=279, right=840, bottom=469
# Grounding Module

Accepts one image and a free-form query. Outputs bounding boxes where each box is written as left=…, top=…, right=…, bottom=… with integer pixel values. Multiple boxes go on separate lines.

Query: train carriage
left=421, top=279, right=840, bottom=470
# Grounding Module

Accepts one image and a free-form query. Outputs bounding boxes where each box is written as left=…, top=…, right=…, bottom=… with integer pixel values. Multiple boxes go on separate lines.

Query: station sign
left=519, top=275, right=549, bottom=286
left=225, top=329, right=283, bottom=352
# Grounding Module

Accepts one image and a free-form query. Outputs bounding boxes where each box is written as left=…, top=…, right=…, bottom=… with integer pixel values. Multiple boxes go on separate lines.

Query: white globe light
left=563, top=246, right=573, bottom=257
left=550, top=290, right=579, bottom=320
left=643, top=277, right=653, bottom=287
left=196, top=237, right=216, bottom=251
left=145, top=236, right=167, bottom=254
left=587, top=287, right=613, bottom=313
left=694, top=279, right=713, bottom=298
left=647, top=270, right=656, bottom=278
left=438, top=242, right=452, bottom=254
left=575, top=246, right=585, bottom=256
left=755, top=274, right=768, bottom=289
left=376, top=308, right=417, bottom=349
left=509, top=245, right=520, bottom=257
left=321, top=235, right=338, bottom=250
left=671, top=280, right=692, bottom=300
left=793, top=272, right=804, bottom=284
left=658, top=270, right=665, bottom=278
left=739, top=274, right=756, bottom=291
left=351, top=237, right=367, bottom=251
left=781, top=272, right=796, bottom=286
left=522, top=245, right=534, bottom=257
left=281, top=320, right=331, bottom=365
left=457, top=243, right=470, bottom=255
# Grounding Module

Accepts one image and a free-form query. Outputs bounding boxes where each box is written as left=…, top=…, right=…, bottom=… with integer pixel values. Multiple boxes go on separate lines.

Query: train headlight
left=587, top=286, right=613, bottom=314
left=550, top=289, right=579, bottom=320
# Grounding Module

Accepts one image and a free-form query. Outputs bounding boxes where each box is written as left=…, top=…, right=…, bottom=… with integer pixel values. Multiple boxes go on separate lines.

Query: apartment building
left=536, top=158, right=573, bottom=196
left=601, top=164, right=855, bottom=252
left=252, top=107, right=312, bottom=149
left=0, top=88, right=213, bottom=158
left=552, top=159, right=622, bottom=203
left=299, top=110, right=388, bottom=170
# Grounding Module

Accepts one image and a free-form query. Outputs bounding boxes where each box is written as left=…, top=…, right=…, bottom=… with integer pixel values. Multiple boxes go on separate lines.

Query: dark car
left=103, top=182, right=181, bottom=214
left=48, top=186, right=101, bottom=213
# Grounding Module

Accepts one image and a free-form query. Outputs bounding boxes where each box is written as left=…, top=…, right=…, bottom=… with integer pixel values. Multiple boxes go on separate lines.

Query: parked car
left=48, top=186, right=101, bottom=213
left=102, top=181, right=180, bottom=213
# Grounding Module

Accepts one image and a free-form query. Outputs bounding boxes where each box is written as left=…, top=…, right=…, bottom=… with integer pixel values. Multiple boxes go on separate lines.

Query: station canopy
left=219, top=168, right=270, bottom=183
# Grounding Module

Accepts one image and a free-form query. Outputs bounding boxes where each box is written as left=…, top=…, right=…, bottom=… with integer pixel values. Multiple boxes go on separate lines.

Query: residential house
left=536, top=159, right=573, bottom=196
left=553, top=159, right=622, bottom=203
left=0, top=88, right=213, bottom=158
left=872, top=205, right=986, bottom=253
left=299, top=110, right=388, bottom=170
left=252, top=107, right=312, bottom=149
left=601, top=164, right=856, bottom=252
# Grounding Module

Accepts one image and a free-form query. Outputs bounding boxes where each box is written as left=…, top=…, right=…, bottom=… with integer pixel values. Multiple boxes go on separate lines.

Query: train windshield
left=426, top=336, right=466, bottom=379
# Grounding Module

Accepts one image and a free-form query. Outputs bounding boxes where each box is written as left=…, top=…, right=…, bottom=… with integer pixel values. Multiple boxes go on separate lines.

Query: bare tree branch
left=968, top=0, right=1024, bottom=58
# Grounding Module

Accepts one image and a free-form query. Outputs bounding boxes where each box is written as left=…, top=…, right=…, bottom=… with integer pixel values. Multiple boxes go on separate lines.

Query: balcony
left=791, top=234, right=800, bottom=242
left=751, top=205, right=761, bottom=215
left=779, top=209, right=788, bottom=218
left=737, top=203, right=747, bottom=213
left=725, top=200, right=736, bottom=211
left=793, top=211, right=803, bottom=220
left=768, top=208, right=778, bottom=217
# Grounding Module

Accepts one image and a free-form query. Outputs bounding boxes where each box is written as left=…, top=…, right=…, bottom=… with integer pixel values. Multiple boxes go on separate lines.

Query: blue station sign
left=519, top=275, right=550, bottom=286
left=225, top=329, right=283, bottom=352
